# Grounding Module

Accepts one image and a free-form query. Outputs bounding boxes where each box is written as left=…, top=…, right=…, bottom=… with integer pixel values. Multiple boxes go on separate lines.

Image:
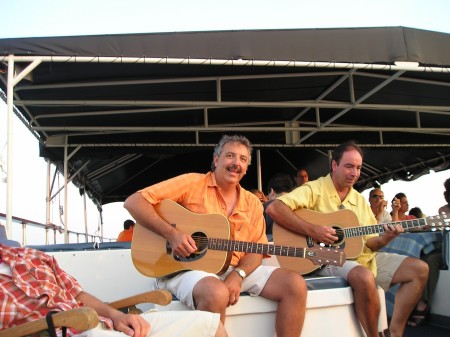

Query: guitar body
left=131, top=200, right=232, bottom=278
left=273, top=208, right=361, bottom=275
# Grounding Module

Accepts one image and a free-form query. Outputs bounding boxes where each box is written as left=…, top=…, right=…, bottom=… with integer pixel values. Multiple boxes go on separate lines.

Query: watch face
left=235, top=268, right=246, bottom=278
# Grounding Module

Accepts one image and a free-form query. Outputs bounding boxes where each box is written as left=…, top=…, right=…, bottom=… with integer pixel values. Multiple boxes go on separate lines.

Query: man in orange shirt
left=117, top=219, right=135, bottom=242
left=124, top=135, right=307, bottom=337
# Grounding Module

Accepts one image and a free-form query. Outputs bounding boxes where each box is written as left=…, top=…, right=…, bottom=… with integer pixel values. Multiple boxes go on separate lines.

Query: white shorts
left=315, top=252, right=407, bottom=291
left=73, top=310, right=220, bottom=337
left=156, top=265, right=279, bottom=309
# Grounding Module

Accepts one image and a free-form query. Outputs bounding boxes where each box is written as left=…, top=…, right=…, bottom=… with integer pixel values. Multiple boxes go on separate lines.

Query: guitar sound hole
left=332, top=226, right=345, bottom=247
left=173, top=231, right=208, bottom=262
left=192, top=231, right=207, bottom=254
left=309, top=226, right=345, bottom=249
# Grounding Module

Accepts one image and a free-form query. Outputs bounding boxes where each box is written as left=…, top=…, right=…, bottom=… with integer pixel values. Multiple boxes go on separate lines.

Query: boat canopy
left=1, top=26, right=450, bottom=208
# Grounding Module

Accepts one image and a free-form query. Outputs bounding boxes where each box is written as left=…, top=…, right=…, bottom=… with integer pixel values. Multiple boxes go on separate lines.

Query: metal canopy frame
left=7, top=59, right=450, bottom=148
left=1, top=27, right=450, bottom=238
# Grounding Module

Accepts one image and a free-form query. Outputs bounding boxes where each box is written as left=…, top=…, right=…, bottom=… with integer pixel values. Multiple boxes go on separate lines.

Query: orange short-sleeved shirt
left=117, top=228, right=134, bottom=242
left=139, top=172, right=267, bottom=266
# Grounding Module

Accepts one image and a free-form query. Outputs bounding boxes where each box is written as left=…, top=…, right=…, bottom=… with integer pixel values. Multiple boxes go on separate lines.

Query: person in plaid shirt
left=0, top=243, right=226, bottom=337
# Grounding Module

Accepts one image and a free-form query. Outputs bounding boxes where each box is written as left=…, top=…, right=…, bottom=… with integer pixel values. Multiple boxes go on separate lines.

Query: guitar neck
left=344, top=217, right=428, bottom=238
left=207, top=237, right=308, bottom=258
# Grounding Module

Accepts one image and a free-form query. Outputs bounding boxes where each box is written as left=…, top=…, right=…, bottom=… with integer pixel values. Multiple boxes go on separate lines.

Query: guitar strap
left=45, top=311, right=67, bottom=337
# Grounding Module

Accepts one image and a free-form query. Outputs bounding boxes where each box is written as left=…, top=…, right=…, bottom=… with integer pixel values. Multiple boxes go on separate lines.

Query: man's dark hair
left=393, top=192, right=407, bottom=203
left=123, top=219, right=135, bottom=230
left=330, top=140, right=363, bottom=171
left=267, top=173, right=294, bottom=195
left=444, top=178, right=450, bottom=204
left=409, top=207, right=424, bottom=218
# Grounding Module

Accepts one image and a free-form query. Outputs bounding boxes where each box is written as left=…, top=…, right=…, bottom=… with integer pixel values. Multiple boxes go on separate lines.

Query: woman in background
left=391, top=192, right=415, bottom=221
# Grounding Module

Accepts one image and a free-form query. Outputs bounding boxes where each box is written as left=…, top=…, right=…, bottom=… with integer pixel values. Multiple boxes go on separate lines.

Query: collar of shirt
left=324, top=174, right=358, bottom=209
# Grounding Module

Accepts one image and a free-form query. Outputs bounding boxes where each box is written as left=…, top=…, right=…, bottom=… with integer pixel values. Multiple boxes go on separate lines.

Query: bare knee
left=284, top=270, right=307, bottom=297
left=417, top=259, right=429, bottom=281
left=348, top=266, right=377, bottom=292
left=397, top=257, right=429, bottom=284
left=411, top=258, right=429, bottom=285
left=193, top=278, right=229, bottom=312
left=263, top=269, right=307, bottom=302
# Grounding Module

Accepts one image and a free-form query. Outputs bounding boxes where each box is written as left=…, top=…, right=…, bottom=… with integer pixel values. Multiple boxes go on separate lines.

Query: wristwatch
left=233, top=267, right=246, bottom=279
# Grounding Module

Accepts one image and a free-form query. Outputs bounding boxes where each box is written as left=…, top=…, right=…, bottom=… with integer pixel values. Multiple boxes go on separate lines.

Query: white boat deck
left=46, top=246, right=387, bottom=337
left=27, top=231, right=450, bottom=336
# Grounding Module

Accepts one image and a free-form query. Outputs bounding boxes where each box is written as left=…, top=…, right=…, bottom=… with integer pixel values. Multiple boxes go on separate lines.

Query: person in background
left=406, top=207, right=442, bottom=328
left=117, top=219, right=135, bottom=242
left=263, top=173, right=295, bottom=241
left=295, top=169, right=309, bottom=187
left=391, top=193, right=415, bottom=221
left=124, top=134, right=307, bottom=337
left=409, top=207, right=425, bottom=219
left=438, top=178, right=450, bottom=215
left=368, top=188, right=399, bottom=224
left=250, top=189, right=269, bottom=203
left=266, top=141, right=428, bottom=337
left=0, top=243, right=227, bottom=337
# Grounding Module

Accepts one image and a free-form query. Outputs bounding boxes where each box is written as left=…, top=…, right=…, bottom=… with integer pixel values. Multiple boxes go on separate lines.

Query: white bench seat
left=36, top=245, right=387, bottom=337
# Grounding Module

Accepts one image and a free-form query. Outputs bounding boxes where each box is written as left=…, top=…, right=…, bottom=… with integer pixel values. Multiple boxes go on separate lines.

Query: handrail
left=0, top=212, right=114, bottom=245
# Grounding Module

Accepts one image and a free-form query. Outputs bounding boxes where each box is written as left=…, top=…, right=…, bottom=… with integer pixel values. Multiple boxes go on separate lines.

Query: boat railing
left=0, top=212, right=114, bottom=246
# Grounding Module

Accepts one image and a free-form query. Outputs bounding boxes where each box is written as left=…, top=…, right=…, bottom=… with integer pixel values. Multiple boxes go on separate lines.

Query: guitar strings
left=189, top=236, right=332, bottom=255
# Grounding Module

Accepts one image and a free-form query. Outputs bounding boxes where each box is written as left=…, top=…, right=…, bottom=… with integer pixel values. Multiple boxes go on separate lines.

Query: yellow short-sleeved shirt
left=139, top=171, right=267, bottom=266
left=277, top=174, right=379, bottom=275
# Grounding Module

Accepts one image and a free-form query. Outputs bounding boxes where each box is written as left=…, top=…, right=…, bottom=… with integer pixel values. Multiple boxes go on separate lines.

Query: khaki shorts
left=73, top=310, right=220, bottom=337
left=316, top=252, right=407, bottom=291
left=375, top=252, right=407, bottom=290
left=156, top=265, right=278, bottom=309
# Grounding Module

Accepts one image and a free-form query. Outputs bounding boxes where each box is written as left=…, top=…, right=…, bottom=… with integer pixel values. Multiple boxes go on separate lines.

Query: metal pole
left=256, top=150, right=262, bottom=191
left=64, top=140, right=69, bottom=243
left=45, top=161, right=51, bottom=244
left=83, top=188, right=88, bottom=242
left=5, top=56, right=14, bottom=238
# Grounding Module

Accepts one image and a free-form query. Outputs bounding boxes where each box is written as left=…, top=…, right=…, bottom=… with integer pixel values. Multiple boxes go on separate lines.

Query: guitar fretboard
left=206, top=237, right=307, bottom=258
left=344, top=217, right=428, bottom=238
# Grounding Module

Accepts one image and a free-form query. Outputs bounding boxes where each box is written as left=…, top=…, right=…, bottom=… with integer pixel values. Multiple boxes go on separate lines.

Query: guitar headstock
left=425, top=214, right=450, bottom=232
left=305, top=246, right=346, bottom=267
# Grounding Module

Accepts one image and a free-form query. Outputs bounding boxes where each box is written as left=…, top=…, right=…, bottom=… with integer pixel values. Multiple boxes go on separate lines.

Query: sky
left=1, top=0, right=450, bottom=244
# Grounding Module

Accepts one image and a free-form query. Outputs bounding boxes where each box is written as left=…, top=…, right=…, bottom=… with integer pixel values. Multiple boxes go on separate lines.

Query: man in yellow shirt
left=124, top=135, right=307, bottom=337
left=266, top=141, right=428, bottom=337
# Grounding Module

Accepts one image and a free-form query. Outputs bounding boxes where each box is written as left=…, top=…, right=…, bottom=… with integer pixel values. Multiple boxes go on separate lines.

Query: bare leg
left=193, top=276, right=230, bottom=323
left=259, top=268, right=307, bottom=337
left=389, top=257, right=428, bottom=337
left=214, top=322, right=229, bottom=337
left=347, top=266, right=380, bottom=337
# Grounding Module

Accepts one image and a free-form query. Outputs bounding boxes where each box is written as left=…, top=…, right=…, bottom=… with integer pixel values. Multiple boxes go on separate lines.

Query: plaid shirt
left=0, top=244, right=112, bottom=336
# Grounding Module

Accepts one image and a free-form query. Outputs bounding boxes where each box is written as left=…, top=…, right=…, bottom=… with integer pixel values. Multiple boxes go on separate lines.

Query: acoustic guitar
left=131, top=199, right=346, bottom=278
left=273, top=208, right=449, bottom=275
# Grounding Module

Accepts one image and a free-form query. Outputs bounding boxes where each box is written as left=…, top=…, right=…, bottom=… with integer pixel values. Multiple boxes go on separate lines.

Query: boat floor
left=404, top=322, right=449, bottom=337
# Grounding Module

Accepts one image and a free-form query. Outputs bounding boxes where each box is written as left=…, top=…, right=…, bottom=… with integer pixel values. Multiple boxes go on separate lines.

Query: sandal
left=379, top=329, right=390, bottom=337
left=407, top=303, right=430, bottom=327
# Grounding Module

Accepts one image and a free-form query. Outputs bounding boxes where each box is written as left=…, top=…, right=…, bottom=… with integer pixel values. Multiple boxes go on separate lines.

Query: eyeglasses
left=371, top=195, right=384, bottom=199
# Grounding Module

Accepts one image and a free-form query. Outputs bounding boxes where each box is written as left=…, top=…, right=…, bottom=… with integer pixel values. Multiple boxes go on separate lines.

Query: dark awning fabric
left=1, top=26, right=450, bottom=206
left=1, top=27, right=450, bottom=66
